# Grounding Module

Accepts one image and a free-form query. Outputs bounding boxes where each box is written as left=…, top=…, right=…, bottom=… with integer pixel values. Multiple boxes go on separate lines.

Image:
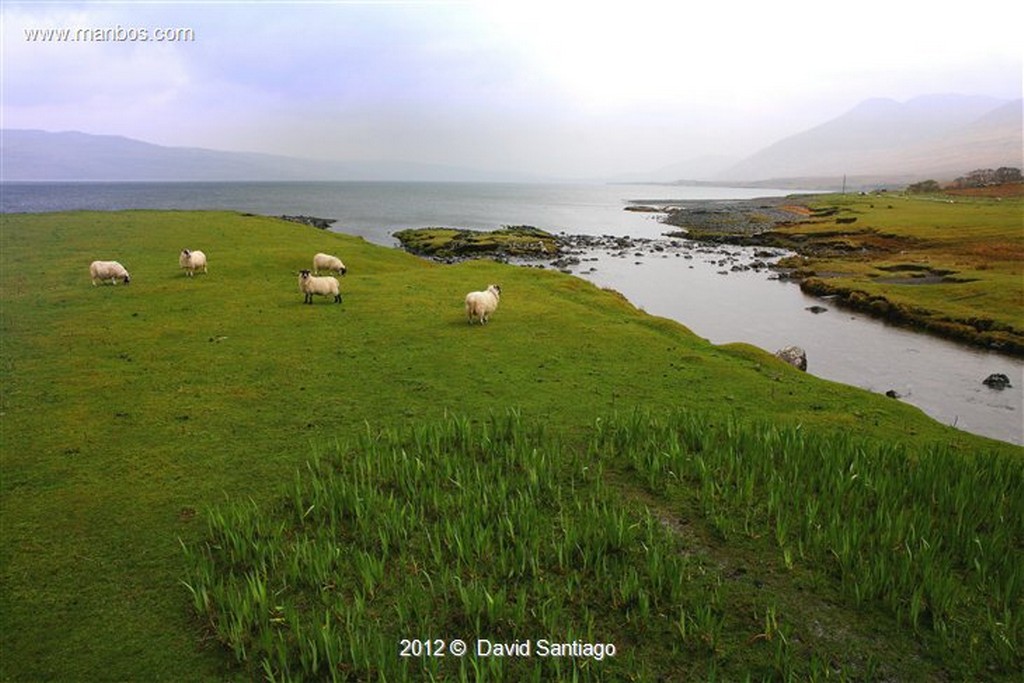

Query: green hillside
left=1, top=211, right=1020, bottom=680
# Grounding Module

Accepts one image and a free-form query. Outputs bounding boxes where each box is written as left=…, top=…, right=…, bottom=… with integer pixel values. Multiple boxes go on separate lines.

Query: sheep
left=465, top=284, right=501, bottom=324
left=313, top=253, right=347, bottom=275
left=89, top=260, right=131, bottom=286
left=179, top=249, right=208, bottom=277
left=298, top=269, right=341, bottom=304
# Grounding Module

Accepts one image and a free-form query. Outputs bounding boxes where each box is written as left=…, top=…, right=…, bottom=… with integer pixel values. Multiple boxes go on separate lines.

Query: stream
left=550, top=234, right=1023, bottom=445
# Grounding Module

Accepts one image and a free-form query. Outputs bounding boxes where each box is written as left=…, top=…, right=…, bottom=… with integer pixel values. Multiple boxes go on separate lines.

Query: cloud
left=2, top=0, right=1021, bottom=177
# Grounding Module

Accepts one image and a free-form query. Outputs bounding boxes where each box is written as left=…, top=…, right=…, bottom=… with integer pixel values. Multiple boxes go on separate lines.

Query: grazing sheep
left=179, top=249, right=208, bottom=277
left=313, top=253, right=347, bottom=275
left=89, top=260, right=131, bottom=286
left=465, top=284, right=501, bottom=324
left=298, top=269, right=341, bottom=304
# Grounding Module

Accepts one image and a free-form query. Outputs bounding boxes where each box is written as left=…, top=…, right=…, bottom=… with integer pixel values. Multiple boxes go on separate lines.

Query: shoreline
left=392, top=199, right=1024, bottom=358
left=653, top=195, right=1024, bottom=358
left=392, top=217, right=1023, bottom=446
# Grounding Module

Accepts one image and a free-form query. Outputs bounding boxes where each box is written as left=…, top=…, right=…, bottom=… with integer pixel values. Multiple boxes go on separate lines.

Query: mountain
left=717, top=95, right=1023, bottom=184
left=0, top=130, right=539, bottom=182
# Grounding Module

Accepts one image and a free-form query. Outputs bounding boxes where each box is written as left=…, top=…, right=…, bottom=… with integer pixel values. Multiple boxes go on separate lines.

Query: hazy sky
left=3, top=0, right=1021, bottom=178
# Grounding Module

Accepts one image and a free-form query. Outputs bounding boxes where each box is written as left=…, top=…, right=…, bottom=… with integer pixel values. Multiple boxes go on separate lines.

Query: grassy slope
left=1, top=210, right=1019, bottom=681
left=774, top=193, right=1024, bottom=350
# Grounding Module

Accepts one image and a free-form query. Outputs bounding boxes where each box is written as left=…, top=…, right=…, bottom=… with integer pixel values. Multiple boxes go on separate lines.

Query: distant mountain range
left=3, top=94, right=1020, bottom=185
left=713, top=94, right=1022, bottom=187
left=0, top=129, right=540, bottom=183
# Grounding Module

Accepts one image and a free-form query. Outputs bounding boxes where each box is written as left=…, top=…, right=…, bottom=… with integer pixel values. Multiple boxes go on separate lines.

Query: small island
left=393, top=225, right=562, bottom=260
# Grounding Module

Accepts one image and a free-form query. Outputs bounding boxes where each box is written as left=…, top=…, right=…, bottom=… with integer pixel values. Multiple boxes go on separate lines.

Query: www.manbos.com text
left=24, top=25, right=196, bottom=43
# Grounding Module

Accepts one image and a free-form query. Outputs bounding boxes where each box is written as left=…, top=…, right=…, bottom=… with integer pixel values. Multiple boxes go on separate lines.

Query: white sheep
left=313, top=253, right=347, bottom=275
left=465, top=284, right=501, bottom=324
left=298, top=269, right=342, bottom=304
left=179, top=249, right=208, bottom=277
left=89, top=260, right=131, bottom=286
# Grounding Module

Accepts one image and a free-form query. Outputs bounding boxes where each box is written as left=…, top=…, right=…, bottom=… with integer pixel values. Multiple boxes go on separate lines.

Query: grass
left=766, top=192, right=1024, bottom=353
left=181, top=410, right=1023, bottom=680
left=2, top=210, right=1021, bottom=681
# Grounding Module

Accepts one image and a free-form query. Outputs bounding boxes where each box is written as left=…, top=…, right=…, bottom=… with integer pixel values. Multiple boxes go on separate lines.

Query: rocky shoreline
left=654, top=196, right=812, bottom=237
left=390, top=197, right=814, bottom=275
left=392, top=223, right=789, bottom=277
left=655, top=196, right=1023, bottom=357
left=278, top=215, right=337, bottom=229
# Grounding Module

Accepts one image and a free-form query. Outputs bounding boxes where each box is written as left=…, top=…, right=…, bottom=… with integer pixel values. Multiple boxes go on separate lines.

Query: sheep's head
left=299, top=269, right=312, bottom=280
left=488, top=284, right=501, bottom=298
left=123, top=273, right=131, bottom=285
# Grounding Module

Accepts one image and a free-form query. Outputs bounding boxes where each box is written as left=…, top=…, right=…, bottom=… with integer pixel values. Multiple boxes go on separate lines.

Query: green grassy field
left=1, top=210, right=1021, bottom=681
left=770, top=192, right=1024, bottom=353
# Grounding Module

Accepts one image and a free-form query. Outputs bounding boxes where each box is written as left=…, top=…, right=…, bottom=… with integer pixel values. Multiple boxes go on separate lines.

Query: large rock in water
left=982, top=373, right=1012, bottom=389
left=775, top=346, right=807, bottom=371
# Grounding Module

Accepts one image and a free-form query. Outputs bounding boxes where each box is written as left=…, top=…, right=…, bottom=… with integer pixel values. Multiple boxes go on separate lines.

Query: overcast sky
left=3, top=0, right=1021, bottom=178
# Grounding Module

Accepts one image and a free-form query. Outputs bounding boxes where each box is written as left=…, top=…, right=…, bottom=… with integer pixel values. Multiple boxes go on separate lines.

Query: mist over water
left=4, top=181, right=1020, bottom=444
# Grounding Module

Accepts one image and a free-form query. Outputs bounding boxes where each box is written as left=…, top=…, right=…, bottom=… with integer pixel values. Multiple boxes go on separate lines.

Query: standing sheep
left=313, top=253, right=347, bottom=275
left=89, top=260, right=131, bottom=286
left=179, top=249, right=208, bottom=277
left=465, top=284, right=501, bottom=324
left=298, top=269, right=342, bottom=304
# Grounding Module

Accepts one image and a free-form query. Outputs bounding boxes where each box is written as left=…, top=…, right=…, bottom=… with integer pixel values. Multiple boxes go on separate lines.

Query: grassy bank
left=747, top=192, right=1023, bottom=354
left=2, top=210, right=1021, bottom=681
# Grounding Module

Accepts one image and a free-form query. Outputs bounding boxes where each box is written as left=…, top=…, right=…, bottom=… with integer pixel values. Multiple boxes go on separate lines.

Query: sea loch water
left=3, top=181, right=1021, bottom=444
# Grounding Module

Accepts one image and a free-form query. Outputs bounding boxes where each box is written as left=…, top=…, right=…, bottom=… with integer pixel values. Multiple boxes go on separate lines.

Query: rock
left=279, top=215, right=337, bottom=229
left=885, top=390, right=900, bottom=399
left=550, top=256, right=580, bottom=270
left=806, top=305, right=828, bottom=314
left=775, top=346, right=807, bottom=371
left=982, top=373, right=1013, bottom=390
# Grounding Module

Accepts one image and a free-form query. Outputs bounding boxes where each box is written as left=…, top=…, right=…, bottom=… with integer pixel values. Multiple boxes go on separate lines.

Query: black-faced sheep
left=90, top=260, right=131, bottom=286
left=465, top=284, right=501, bottom=324
left=179, top=249, right=208, bottom=277
left=299, top=269, right=341, bottom=304
left=313, top=253, right=347, bottom=275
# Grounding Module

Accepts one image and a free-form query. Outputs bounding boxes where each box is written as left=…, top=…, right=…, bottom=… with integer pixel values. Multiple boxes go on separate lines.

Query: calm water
left=4, top=181, right=1021, bottom=444
left=565, top=243, right=1023, bottom=445
left=0, top=181, right=793, bottom=244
